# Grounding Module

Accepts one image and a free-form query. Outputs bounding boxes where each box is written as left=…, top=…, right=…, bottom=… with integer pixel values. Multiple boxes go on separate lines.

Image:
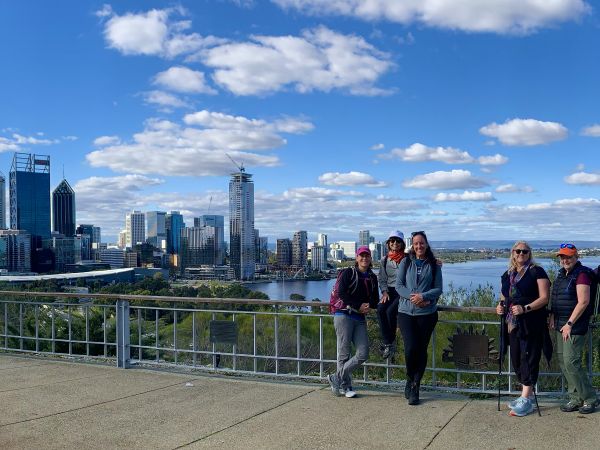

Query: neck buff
left=387, top=250, right=404, bottom=264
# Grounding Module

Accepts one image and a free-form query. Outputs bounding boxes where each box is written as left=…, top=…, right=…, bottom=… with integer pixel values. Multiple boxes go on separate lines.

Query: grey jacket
left=395, top=256, right=443, bottom=316
left=378, top=256, right=400, bottom=294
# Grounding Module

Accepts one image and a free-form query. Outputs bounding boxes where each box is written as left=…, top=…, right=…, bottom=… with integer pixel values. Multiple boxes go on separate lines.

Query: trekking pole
left=532, top=385, right=541, bottom=417
left=497, top=300, right=505, bottom=411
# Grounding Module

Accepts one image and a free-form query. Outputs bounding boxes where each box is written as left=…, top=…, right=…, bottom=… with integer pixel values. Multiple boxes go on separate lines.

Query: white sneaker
left=344, top=387, right=357, bottom=398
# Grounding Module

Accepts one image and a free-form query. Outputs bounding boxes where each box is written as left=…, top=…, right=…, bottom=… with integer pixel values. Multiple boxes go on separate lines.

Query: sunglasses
left=513, top=249, right=530, bottom=255
left=560, top=243, right=576, bottom=249
left=411, top=231, right=426, bottom=237
left=388, top=238, right=402, bottom=243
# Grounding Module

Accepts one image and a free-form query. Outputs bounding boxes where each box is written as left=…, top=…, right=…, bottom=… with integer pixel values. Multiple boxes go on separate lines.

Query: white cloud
left=318, top=171, right=388, bottom=187
left=100, top=7, right=223, bottom=58
left=271, top=0, right=589, bottom=34
left=478, top=154, right=508, bottom=166
left=380, top=142, right=474, bottom=164
left=581, top=124, right=600, bottom=137
left=0, top=137, right=19, bottom=152
left=402, top=170, right=488, bottom=190
left=283, top=187, right=364, bottom=199
left=495, top=184, right=534, bottom=193
left=12, top=133, right=57, bottom=145
left=62, top=135, right=78, bottom=141
left=86, top=111, right=312, bottom=176
left=142, top=90, right=190, bottom=110
left=203, top=26, right=393, bottom=96
left=479, top=118, right=568, bottom=146
left=564, top=171, right=600, bottom=185
left=0, top=133, right=59, bottom=151
left=93, top=135, right=121, bottom=146
left=370, top=143, right=384, bottom=150
left=433, top=191, right=495, bottom=202
left=153, top=66, right=217, bottom=94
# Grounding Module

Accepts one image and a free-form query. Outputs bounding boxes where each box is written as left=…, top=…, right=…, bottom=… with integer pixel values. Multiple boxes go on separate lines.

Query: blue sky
left=1, top=0, right=599, bottom=244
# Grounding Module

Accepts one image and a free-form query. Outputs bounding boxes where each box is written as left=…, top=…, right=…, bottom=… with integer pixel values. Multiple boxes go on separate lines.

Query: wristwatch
left=567, top=320, right=573, bottom=326
left=525, top=305, right=532, bottom=312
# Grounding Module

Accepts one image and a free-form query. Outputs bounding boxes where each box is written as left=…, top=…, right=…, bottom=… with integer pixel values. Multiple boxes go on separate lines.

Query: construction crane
left=226, top=153, right=245, bottom=173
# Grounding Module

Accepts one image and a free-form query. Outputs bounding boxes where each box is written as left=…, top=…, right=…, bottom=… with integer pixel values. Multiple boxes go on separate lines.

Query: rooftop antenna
left=226, top=153, right=245, bottom=173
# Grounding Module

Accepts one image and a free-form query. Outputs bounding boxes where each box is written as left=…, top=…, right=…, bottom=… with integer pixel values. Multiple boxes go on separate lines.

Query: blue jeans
left=334, top=314, right=369, bottom=389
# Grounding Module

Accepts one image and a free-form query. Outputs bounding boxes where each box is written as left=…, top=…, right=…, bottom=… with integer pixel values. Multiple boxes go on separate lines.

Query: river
left=247, top=257, right=600, bottom=302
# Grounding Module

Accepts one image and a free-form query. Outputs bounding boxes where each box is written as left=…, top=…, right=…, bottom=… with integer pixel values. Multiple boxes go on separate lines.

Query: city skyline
left=2, top=1, right=600, bottom=244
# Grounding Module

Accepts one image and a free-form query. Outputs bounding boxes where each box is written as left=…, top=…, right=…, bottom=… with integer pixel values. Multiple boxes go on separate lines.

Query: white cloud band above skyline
left=402, top=170, right=489, bottom=190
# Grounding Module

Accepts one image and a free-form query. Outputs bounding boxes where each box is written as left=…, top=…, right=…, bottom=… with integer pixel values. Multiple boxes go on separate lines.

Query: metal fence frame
left=1, top=290, right=597, bottom=396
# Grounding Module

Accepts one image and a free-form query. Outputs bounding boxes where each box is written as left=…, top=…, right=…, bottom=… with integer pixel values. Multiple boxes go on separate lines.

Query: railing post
left=116, top=300, right=130, bottom=369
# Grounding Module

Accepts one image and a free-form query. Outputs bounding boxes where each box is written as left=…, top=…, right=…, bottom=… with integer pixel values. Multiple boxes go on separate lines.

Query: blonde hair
left=508, top=240, right=536, bottom=273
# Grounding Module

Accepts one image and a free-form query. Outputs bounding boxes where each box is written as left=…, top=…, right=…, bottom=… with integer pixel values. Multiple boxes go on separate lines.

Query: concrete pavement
left=1, top=354, right=598, bottom=449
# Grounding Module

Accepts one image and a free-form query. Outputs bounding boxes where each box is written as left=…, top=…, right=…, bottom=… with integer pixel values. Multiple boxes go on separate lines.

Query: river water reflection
left=247, top=257, right=600, bottom=302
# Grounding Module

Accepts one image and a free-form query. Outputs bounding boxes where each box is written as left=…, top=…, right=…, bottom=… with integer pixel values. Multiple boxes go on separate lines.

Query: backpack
left=329, top=267, right=358, bottom=314
left=590, top=265, right=600, bottom=323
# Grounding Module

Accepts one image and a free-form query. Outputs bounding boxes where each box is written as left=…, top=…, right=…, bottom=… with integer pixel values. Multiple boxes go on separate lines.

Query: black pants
left=397, top=311, right=438, bottom=382
left=508, top=328, right=543, bottom=386
left=377, top=288, right=399, bottom=346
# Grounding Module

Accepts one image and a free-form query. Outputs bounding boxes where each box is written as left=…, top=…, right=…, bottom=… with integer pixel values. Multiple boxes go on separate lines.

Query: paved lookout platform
left=1, top=354, right=599, bottom=449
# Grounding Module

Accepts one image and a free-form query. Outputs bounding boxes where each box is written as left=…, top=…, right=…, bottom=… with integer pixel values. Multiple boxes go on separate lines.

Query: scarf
left=506, top=263, right=530, bottom=333
left=387, top=251, right=404, bottom=264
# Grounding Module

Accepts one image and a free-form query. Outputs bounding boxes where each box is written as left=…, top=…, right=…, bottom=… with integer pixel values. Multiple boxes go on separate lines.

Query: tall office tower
left=181, top=226, right=220, bottom=266
left=257, top=235, right=268, bottom=265
left=229, top=169, right=255, bottom=280
left=358, top=230, right=370, bottom=246
left=276, top=238, right=292, bottom=268
left=317, top=233, right=327, bottom=249
left=196, top=215, right=225, bottom=264
left=9, top=153, right=51, bottom=243
left=0, top=229, right=32, bottom=272
left=146, top=211, right=167, bottom=249
left=165, top=211, right=185, bottom=254
left=76, top=224, right=95, bottom=260
left=292, top=231, right=308, bottom=268
left=0, top=172, right=6, bottom=229
left=51, top=179, right=76, bottom=237
left=125, top=210, right=145, bottom=248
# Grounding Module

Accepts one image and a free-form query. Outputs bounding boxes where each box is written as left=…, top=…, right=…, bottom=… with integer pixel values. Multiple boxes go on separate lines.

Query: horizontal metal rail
left=0, top=291, right=597, bottom=396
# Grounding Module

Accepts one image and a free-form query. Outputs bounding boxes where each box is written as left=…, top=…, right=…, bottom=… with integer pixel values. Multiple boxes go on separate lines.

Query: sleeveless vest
left=550, top=261, right=592, bottom=335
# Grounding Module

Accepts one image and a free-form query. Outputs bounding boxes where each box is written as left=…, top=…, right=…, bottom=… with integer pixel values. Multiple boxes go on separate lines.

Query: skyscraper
left=358, top=230, right=370, bottom=246
left=9, top=153, right=51, bottom=241
left=292, top=231, right=308, bottom=268
left=146, top=211, right=167, bottom=249
left=125, top=211, right=145, bottom=248
left=196, top=215, right=225, bottom=265
left=0, top=172, right=6, bottom=229
left=165, top=211, right=184, bottom=254
left=276, top=238, right=292, bottom=268
left=229, top=169, right=255, bottom=280
left=52, top=179, right=76, bottom=237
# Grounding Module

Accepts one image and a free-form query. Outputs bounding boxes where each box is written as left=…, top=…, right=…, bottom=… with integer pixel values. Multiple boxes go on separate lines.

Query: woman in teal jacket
left=395, top=231, right=443, bottom=405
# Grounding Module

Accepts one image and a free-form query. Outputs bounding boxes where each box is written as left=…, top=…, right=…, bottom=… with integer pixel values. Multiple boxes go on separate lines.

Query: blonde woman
left=496, top=241, right=550, bottom=417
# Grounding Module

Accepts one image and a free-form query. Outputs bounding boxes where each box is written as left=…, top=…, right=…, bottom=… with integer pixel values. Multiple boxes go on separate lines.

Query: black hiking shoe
left=408, top=382, right=420, bottom=405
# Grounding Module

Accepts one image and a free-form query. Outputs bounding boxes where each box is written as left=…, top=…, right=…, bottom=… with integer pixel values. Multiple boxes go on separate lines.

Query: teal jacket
left=395, top=255, right=443, bottom=316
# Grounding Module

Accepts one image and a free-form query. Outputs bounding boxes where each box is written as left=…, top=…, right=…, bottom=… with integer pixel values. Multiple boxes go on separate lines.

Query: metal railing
left=1, top=291, right=598, bottom=395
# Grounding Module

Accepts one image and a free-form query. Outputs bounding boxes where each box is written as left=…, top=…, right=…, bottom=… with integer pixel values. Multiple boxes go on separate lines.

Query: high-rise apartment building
left=146, top=211, right=167, bottom=249
left=276, top=238, right=292, bottom=268
left=317, top=233, right=328, bottom=249
left=9, top=153, right=51, bottom=241
left=292, top=231, right=308, bottom=268
left=339, top=241, right=357, bottom=259
left=0, top=173, right=6, bottom=229
left=52, top=179, right=76, bottom=237
left=165, top=211, right=184, bottom=255
left=229, top=170, right=255, bottom=280
left=125, top=211, right=145, bottom=248
left=311, top=245, right=327, bottom=272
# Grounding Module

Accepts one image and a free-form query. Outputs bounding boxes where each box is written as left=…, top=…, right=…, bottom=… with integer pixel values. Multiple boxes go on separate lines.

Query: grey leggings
left=334, top=314, right=369, bottom=389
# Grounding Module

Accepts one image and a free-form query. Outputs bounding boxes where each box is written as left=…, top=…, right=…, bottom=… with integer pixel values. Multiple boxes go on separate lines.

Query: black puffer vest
left=551, top=261, right=593, bottom=335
